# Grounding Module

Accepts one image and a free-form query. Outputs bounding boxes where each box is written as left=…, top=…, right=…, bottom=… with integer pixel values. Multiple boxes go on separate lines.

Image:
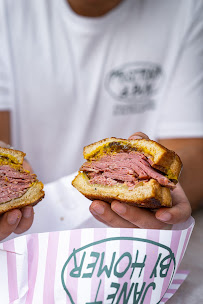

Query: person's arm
left=0, top=111, right=10, bottom=144
left=159, top=138, right=203, bottom=211
left=89, top=132, right=192, bottom=229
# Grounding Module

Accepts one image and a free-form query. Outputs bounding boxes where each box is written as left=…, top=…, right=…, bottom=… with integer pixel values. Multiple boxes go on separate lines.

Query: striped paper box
left=0, top=217, right=194, bottom=304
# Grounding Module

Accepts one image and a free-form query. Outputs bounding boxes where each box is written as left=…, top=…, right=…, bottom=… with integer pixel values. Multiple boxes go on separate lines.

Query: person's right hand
left=89, top=132, right=192, bottom=230
left=0, top=207, right=34, bottom=242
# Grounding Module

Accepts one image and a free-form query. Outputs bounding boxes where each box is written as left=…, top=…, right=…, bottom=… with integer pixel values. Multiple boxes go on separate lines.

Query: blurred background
left=0, top=0, right=202, bottom=302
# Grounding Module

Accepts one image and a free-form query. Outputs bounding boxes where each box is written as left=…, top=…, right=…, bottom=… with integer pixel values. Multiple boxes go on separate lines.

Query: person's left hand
left=89, top=132, right=192, bottom=229
left=0, top=207, right=34, bottom=241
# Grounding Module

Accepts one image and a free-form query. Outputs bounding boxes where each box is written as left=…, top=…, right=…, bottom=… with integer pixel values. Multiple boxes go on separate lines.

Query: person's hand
left=23, top=159, right=34, bottom=173
left=0, top=207, right=34, bottom=241
left=89, top=132, right=192, bottom=229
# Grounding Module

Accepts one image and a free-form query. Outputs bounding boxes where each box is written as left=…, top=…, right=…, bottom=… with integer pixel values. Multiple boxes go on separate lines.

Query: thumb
left=128, top=132, right=149, bottom=140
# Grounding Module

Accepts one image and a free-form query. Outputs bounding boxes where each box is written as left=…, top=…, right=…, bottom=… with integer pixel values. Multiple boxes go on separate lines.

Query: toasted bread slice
left=83, top=138, right=182, bottom=181
left=0, top=181, right=45, bottom=214
left=72, top=172, right=172, bottom=208
left=0, top=147, right=25, bottom=165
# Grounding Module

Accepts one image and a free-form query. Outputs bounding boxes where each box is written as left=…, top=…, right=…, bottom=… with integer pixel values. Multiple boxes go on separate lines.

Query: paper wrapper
left=0, top=217, right=194, bottom=304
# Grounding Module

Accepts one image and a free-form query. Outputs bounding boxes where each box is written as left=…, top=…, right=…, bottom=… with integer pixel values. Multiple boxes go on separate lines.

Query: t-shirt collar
left=58, top=0, right=131, bottom=32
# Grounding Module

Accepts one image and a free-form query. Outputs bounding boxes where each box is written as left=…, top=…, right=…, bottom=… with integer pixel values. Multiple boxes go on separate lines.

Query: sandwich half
left=72, top=137, right=182, bottom=208
left=0, top=147, right=45, bottom=214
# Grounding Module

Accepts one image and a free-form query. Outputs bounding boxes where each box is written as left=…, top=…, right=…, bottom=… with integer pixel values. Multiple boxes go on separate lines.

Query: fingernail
left=157, top=212, right=172, bottom=222
left=91, top=204, right=105, bottom=215
left=112, top=202, right=127, bottom=215
left=7, top=213, right=19, bottom=225
left=22, top=207, right=33, bottom=219
left=130, top=136, right=143, bottom=140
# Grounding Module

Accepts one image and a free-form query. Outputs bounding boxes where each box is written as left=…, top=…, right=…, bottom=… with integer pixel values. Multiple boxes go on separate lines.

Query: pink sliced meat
left=136, top=157, right=176, bottom=188
left=0, top=165, right=36, bottom=203
left=103, top=171, right=136, bottom=183
left=80, top=151, right=175, bottom=190
left=0, top=165, right=35, bottom=180
left=90, top=175, right=118, bottom=186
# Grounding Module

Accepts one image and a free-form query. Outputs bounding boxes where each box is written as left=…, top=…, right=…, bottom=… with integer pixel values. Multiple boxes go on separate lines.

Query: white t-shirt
left=0, top=0, right=203, bottom=183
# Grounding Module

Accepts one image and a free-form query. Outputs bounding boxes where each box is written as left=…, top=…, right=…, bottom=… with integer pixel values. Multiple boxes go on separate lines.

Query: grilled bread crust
left=0, top=181, right=45, bottom=214
left=72, top=172, right=172, bottom=208
left=0, top=147, right=25, bottom=165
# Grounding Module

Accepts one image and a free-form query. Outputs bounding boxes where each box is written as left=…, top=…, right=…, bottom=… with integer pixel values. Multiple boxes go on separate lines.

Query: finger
left=89, top=206, right=111, bottom=226
left=0, top=209, right=22, bottom=241
left=128, top=132, right=149, bottom=140
left=155, top=184, right=192, bottom=224
left=90, top=201, right=138, bottom=228
left=0, top=141, right=10, bottom=148
left=90, top=205, right=135, bottom=228
left=14, top=206, right=34, bottom=234
left=23, top=159, right=34, bottom=173
left=111, top=201, right=170, bottom=229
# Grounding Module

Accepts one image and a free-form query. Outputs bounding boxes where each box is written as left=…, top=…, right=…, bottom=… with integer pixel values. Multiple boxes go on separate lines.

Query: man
left=0, top=0, right=202, bottom=240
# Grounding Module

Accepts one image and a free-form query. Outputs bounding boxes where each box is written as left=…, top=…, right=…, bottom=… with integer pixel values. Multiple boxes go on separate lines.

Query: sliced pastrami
left=0, top=165, right=35, bottom=180
left=0, top=165, right=36, bottom=204
left=80, top=151, right=175, bottom=190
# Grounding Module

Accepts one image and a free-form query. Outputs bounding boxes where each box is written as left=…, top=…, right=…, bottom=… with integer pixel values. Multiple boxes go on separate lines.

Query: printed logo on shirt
left=105, top=62, right=163, bottom=115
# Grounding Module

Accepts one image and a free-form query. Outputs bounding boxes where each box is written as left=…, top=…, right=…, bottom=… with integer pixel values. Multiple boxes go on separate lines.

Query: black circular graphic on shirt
left=105, top=62, right=163, bottom=102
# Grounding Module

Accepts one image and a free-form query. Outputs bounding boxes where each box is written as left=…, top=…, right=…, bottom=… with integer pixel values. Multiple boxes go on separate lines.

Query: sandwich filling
left=0, top=165, right=36, bottom=204
left=80, top=151, right=176, bottom=190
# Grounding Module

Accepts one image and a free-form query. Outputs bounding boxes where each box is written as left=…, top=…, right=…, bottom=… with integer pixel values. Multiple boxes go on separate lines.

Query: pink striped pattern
left=3, top=239, right=19, bottom=303
left=0, top=219, right=193, bottom=304
left=118, top=229, right=134, bottom=301
left=161, top=297, right=170, bottom=303
left=90, top=228, right=107, bottom=303
left=177, top=227, right=193, bottom=270
left=43, top=231, right=60, bottom=303
left=25, top=234, right=39, bottom=304
left=160, top=270, right=189, bottom=303
left=143, top=230, right=160, bottom=303
left=66, top=229, right=82, bottom=304
left=160, top=230, right=182, bottom=300
left=172, top=278, right=187, bottom=284
left=175, top=269, right=189, bottom=275
left=167, top=288, right=178, bottom=293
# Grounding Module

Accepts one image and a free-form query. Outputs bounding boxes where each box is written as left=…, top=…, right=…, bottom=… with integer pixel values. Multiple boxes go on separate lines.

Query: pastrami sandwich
left=72, top=137, right=182, bottom=208
left=0, top=147, right=44, bottom=214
